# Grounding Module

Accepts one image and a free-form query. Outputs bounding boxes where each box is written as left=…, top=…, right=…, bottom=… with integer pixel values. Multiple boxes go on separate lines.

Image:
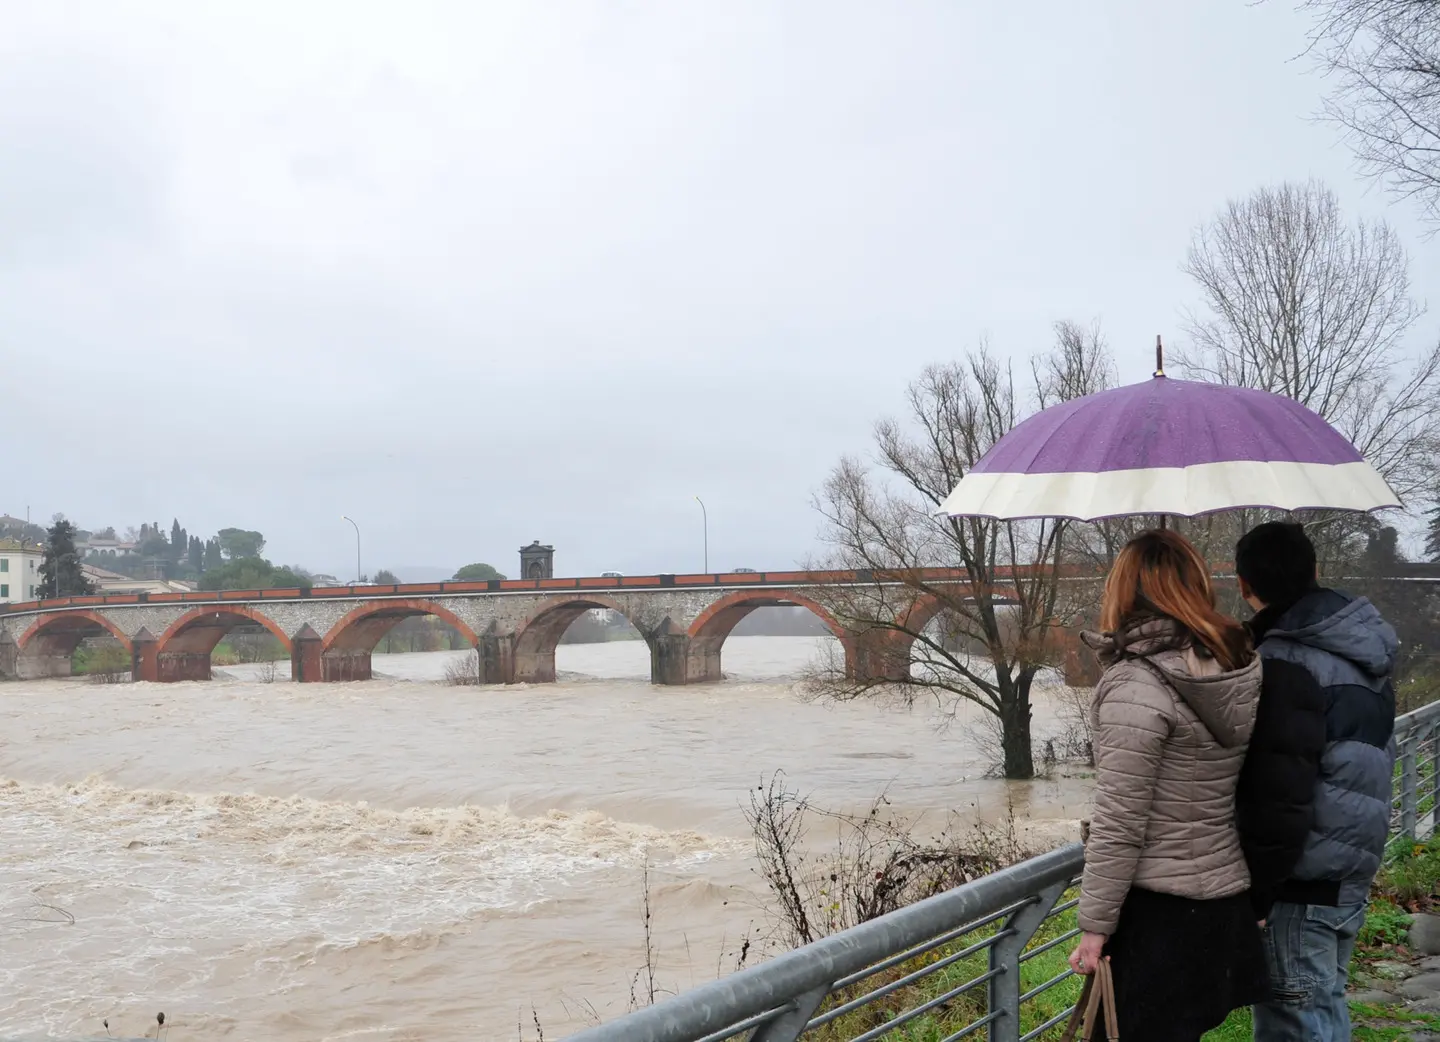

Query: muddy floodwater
left=0, top=636, right=1092, bottom=1040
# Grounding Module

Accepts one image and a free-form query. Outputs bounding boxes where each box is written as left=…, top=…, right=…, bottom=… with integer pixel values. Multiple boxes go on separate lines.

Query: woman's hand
left=1067, top=931, right=1107, bottom=975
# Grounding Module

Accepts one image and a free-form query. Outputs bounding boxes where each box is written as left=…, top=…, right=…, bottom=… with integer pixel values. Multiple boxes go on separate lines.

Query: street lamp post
left=341, top=515, right=361, bottom=584
left=694, top=496, right=708, bottom=574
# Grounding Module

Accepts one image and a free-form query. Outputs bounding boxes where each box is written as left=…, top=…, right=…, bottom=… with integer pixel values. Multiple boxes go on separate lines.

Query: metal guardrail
left=1394, top=698, right=1440, bottom=841
left=568, top=700, right=1440, bottom=1042
left=565, top=843, right=1085, bottom=1042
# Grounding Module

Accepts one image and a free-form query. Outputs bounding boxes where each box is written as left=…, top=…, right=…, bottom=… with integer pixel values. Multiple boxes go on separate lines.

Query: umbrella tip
left=1154, top=334, right=1165, bottom=378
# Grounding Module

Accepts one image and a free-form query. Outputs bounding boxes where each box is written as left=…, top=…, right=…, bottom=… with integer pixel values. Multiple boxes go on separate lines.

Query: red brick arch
left=322, top=598, right=480, bottom=653
left=158, top=605, right=294, bottom=654
left=512, top=595, right=649, bottom=683
left=18, top=610, right=133, bottom=653
left=686, top=589, right=848, bottom=643
left=684, top=589, right=858, bottom=682
left=894, top=592, right=944, bottom=637
left=513, top=594, right=645, bottom=646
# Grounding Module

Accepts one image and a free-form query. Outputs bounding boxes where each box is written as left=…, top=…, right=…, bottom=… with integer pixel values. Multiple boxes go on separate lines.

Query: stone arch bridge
left=0, top=569, right=1030, bottom=686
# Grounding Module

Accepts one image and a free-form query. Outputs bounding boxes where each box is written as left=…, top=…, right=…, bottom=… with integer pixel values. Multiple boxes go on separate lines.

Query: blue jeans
left=1253, top=900, right=1366, bottom=1042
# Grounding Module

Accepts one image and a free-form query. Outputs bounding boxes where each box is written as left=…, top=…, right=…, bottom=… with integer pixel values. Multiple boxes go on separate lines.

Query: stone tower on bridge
left=519, top=540, right=554, bottom=580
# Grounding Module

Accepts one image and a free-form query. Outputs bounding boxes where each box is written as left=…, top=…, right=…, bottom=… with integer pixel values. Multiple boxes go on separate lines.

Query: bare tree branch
left=1299, top=0, right=1440, bottom=227
left=1177, top=179, right=1440, bottom=500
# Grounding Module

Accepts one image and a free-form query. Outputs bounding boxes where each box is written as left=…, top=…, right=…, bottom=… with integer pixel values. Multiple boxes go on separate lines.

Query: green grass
left=1359, top=899, right=1415, bottom=949
left=1376, top=832, right=1440, bottom=910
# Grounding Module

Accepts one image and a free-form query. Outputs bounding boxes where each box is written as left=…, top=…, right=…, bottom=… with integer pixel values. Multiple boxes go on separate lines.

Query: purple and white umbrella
left=938, top=372, right=1401, bottom=522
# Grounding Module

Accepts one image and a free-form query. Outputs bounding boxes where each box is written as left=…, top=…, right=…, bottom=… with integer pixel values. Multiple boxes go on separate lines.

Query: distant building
left=0, top=540, right=44, bottom=602
left=82, top=537, right=137, bottom=557
left=81, top=563, right=196, bottom=595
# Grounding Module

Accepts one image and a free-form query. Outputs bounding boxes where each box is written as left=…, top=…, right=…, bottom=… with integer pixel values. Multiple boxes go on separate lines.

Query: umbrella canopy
left=938, top=374, right=1401, bottom=522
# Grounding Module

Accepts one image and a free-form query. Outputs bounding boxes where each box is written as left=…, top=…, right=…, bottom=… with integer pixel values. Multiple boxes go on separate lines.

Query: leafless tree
left=802, top=327, right=1114, bottom=780
left=1299, top=0, right=1440, bottom=226
left=1033, top=319, right=1117, bottom=408
left=1179, top=180, right=1440, bottom=500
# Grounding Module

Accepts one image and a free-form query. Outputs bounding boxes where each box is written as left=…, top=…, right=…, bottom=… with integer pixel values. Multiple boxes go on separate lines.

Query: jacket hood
left=1083, top=616, right=1261, bottom=748
left=1269, top=589, right=1398, bottom=679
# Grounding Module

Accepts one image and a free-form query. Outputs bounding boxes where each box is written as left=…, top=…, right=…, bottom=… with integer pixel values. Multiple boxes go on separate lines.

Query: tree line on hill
left=31, top=516, right=306, bottom=597
left=27, top=511, right=513, bottom=598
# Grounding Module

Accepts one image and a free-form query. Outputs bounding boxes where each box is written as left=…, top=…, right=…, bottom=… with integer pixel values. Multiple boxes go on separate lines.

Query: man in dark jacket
left=1237, top=522, right=1397, bottom=1042
left=1235, top=606, right=1326, bottom=920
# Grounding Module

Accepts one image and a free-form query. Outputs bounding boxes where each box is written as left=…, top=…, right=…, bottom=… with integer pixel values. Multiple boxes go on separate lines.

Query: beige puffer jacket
left=1077, top=616, right=1261, bottom=936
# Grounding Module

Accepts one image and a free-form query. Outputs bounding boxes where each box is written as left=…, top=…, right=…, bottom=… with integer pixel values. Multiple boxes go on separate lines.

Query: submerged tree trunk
left=999, top=677, right=1035, bottom=780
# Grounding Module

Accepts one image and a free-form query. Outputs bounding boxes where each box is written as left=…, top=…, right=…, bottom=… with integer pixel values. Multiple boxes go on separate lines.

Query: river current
left=0, top=636, right=1092, bottom=1040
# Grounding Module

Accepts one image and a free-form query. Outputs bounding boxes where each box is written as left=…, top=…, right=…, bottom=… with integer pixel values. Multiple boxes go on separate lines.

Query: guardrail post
left=988, top=881, right=1068, bottom=1042
left=1402, top=735, right=1419, bottom=839
left=1426, top=721, right=1440, bottom=842
left=747, top=985, right=829, bottom=1042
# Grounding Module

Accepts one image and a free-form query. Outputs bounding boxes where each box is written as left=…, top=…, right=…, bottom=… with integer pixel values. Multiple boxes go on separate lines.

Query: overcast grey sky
left=3, top=1, right=1436, bottom=579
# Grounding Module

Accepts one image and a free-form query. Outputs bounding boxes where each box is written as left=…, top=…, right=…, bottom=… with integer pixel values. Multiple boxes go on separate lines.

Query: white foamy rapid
left=0, top=636, right=1091, bottom=1040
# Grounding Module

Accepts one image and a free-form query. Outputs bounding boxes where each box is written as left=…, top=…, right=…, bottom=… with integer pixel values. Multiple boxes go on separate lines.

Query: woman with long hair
left=1067, top=529, right=1266, bottom=1040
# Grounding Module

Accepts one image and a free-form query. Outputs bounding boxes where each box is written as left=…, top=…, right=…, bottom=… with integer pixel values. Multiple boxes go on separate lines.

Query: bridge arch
left=891, top=589, right=1042, bottom=685
left=684, top=589, right=854, bottom=683
left=320, top=599, right=480, bottom=682
left=512, top=595, right=649, bottom=683
left=16, top=610, right=133, bottom=680
left=153, top=606, right=293, bottom=682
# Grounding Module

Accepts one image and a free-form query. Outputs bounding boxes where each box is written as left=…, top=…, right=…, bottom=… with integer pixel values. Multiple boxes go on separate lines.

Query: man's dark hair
left=1235, top=521, right=1318, bottom=608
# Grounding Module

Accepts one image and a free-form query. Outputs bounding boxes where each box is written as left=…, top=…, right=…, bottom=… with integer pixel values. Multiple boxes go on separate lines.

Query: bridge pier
left=131, top=628, right=158, bottom=682
left=291, top=625, right=324, bottom=682
left=321, top=648, right=372, bottom=682
left=477, top=629, right=513, bottom=685
left=158, top=650, right=213, bottom=682
left=651, top=628, right=691, bottom=686
left=849, top=630, right=911, bottom=683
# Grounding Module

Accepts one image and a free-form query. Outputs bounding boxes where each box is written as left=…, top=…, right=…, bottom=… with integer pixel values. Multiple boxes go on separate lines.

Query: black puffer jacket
left=1235, top=647, right=1326, bottom=918
left=1256, top=589, right=1397, bottom=908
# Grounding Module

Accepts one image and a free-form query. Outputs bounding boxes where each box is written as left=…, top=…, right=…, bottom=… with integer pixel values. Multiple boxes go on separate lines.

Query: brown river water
left=0, top=636, right=1093, bottom=1041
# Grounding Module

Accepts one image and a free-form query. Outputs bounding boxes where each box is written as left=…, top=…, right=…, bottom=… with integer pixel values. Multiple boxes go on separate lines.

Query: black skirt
left=1100, top=887, right=1268, bottom=1041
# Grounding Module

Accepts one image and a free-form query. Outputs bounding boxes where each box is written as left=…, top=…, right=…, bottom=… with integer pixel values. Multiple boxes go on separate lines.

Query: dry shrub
left=445, top=650, right=481, bottom=686
left=744, top=771, right=1039, bottom=949
left=1050, top=683, right=1095, bottom=766
left=85, top=644, right=131, bottom=685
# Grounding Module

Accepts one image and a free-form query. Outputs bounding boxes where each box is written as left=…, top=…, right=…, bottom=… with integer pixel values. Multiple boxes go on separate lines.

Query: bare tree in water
left=801, top=323, right=1114, bottom=780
